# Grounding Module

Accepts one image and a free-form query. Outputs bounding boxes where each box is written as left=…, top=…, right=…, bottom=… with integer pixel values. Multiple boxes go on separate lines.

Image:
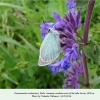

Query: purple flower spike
left=65, top=70, right=80, bottom=89
left=39, top=0, right=83, bottom=90
left=63, top=60, right=83, bottom=89
left=66, top=0, right=76, bottom=9
left=40, top=21, right=54, bottom=39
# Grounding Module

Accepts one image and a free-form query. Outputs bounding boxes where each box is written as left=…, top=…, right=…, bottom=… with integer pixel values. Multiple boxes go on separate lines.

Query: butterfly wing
left=38, top=33, right=60, bottom=66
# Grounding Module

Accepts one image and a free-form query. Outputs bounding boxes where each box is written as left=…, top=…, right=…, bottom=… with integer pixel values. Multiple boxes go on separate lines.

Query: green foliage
left=0, top=0, right=65, bottom=89
left=76, top=0, right=89, bottom=8
left=83, top=40, right=100, bottom=64
left=0, top=0, right=100, bottom=89
left=46, top=0, right=67, bottom=17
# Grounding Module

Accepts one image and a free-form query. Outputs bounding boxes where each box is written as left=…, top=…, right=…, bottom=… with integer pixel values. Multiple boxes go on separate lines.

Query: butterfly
left=38, top=28, right=61, bottom=66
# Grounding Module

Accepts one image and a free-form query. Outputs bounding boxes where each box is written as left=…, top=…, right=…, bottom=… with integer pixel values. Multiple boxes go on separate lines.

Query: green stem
left=75, top=30, right=84, bottom=42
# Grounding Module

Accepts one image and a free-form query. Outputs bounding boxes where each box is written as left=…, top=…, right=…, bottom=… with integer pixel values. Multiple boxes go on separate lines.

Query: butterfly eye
left=48, top=28, right=51, bottom=32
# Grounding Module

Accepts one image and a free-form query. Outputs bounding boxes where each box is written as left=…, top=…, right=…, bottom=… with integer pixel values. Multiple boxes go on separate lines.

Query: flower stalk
left=82, top=0, right=96, bottom=87
left=84, top=0, right=96, bottom=43
left=75, top=30, right=84, bottom=42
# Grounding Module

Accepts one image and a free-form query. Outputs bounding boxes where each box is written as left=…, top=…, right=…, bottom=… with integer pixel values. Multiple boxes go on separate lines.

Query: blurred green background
left=0, top=0, right=100, bottom=89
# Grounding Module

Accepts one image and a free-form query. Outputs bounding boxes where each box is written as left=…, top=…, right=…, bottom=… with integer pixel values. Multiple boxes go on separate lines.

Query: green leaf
left=0, top=2, right=23, bottom=9
left=5, top=80, right=13, bottom=88
left=91, top=76, right=100, bottom=86
left=46, top=0, right=67, bottom=17
left=76, top=0, right=89, bottom=8
left=0, top=45, right=16, bottom=69
left=83, top=40, right=100, bottom=64
left=0, top=35, right=22, bottom=47
left=0, top=2, right=33, bottom=12
left=27, top=67, right=33, bottom=78
left=2, top=73, right=18, bottom=85
left=21, top=0, right=41, bottom=42
left=46, top=0, right=61, bottom=17
left=19, top=35, right=38, bottom=54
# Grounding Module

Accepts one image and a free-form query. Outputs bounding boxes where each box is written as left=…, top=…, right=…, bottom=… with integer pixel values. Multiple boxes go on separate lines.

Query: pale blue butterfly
left=38, top=28, right=61, bottom=66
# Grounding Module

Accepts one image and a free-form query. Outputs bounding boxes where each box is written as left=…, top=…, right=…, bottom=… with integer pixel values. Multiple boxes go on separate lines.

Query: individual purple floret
left=48, top=58, right=71, bottom=74
left=62, top=60, right=83, bottom=89
left=54, top=12, right=62, bottom=29
left=48, top=60, right=62, bottom=74
left=54, top=12, right=66, bottom=30
left=64, top=43, right=79, bottom=61
left=66, top=0, right=76, bottom=9
left=72, top=60, right=84, bottom=76
left=66, top=0, right=77, bottom=16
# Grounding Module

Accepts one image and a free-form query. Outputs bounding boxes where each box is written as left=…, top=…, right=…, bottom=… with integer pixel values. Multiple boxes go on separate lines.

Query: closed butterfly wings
left=38, top=29, right=61, bottom=66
